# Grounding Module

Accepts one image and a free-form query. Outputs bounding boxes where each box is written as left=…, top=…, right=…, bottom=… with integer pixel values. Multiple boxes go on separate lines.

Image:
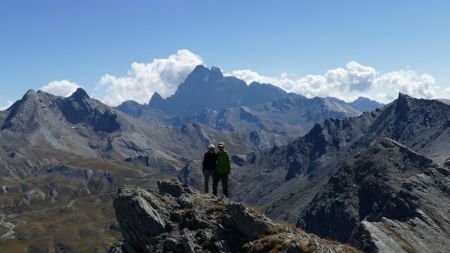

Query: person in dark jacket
left=213, top=142, right=231, bottom=197
left=202, top=144, right=217, bottom=193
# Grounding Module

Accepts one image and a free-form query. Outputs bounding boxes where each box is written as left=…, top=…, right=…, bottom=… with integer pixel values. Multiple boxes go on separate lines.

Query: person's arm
left=226, top=152, right=231, bottom=172
left=202, top=153, right=206, bottom=171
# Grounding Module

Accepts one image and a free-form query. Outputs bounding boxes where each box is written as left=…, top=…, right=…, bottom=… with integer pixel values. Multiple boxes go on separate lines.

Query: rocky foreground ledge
left=108, top=179, right=359, bottom=253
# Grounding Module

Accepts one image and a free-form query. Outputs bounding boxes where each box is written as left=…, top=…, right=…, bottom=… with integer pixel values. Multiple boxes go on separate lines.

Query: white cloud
left=228, top=69, right=296, bottom=91
left=443, top=87, right=450, bottom=98
left=373, top=70, right=436, bottom=102
left=97, top=49, right=203, bottom=106
left=41, top=50, right=444, bottom=105
left=344, top=61, right=377, bottom=91
left=41, top=80, right=82, bottom=97
left=231, top=61, right=438, bottom=103
left=0, top=100, right=13, bottom=111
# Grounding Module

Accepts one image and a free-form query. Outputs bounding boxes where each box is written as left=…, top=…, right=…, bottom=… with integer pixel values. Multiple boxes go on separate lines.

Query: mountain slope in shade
left=299, top=137, right=450, bottom=253
left=233, top=109, right=381, bottom=221
left=232, top=93, right=450, bottom=224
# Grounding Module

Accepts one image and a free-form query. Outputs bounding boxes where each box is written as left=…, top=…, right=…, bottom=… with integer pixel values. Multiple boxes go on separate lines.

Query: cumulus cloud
left=42, top=50, right=443, bottom=105
left=443, top=87, right=450, bottom=98
left=0, top=100, right=13, bottom=111
left=98, top=49, right=203, bottom=106
left=231, top=61, right=438, bottom=103
left=373, top=70, right=436, bottom=102
left=41, top=80, right=82, bottom=97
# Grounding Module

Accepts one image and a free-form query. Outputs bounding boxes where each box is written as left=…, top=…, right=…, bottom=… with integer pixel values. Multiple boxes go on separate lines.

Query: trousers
left=203, top=170, right=213, bottom=193
left=213, top=172, right=229, bottom=197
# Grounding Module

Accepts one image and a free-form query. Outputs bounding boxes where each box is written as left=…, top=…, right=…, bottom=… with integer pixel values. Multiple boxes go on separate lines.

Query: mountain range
left=117, top=65, right=383, bottom=137
left=0, top=86, right=287, bottom=251
left=229, top=93, right=450, bottom=252
left=0, top=64, right=448, bottom=253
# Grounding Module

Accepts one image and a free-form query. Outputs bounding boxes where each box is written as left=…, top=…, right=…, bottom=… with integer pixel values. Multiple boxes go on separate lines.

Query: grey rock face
left=59, top=88, right=121, bottom=133
left=111, top=179, right=360, bottom=253
left=117, top=100, right=147, bottom=118
left=1, top=90, right=45, bottom=131
left=148, top=65, right=289, bottom=116
left=233, top=93, right=450, bottom=223
left=233, top=109, right=381, bottom=221
left=444, top=157, right=450, bottom=168
left=298, top=138, right=450, bottom=253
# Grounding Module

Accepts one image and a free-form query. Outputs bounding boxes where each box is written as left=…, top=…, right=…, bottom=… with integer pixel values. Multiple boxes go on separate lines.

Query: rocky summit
left=109, top=179, right=360, bottom=253
left=232, top=94, right=450, bottom=223
left=299, top=137, right=450, bottom=253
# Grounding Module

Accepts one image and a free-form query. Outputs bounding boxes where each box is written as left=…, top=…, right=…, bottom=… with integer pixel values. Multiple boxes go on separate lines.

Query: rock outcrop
left=110, top=179, right=360, bottom=253
left=232, top=93, right=450, bottom=224
left=298, top=137, right=450, bottom=253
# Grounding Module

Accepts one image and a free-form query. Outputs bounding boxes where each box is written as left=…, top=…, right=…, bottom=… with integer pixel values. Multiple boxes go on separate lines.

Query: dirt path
left=0, top=215, right=16, bottom=240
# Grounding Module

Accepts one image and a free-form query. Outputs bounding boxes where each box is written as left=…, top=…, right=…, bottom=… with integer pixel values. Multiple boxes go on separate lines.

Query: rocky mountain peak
left=394, top=92, right=413, bottom=113
left=70, top=87, right=90, bottom=101
left=191, top=64, right=209, bottom=73
left=59, top=90, right=95, bottom=124
left=1, top=89, right=43, bottom=130
left=24, top=89, right=38, bottom=98
left=120, top=100, right=142, bottom=108
left=349, top=96, right=384, bottom=112
left=207, top=66, right=224, bottom=82
left=54, top=89, right=122, bottom=132
left=182, top=65, right=224, bottom=86
left=148, top=91, right=164, bottom=107
left=109, top=179, right=360, bottom=253
left=147, top=64, right=291, bottom=116
left=298, top=136, right=450, bottom=252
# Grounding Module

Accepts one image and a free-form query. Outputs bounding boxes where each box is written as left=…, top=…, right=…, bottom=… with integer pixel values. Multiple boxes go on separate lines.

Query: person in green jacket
left=213, top=141, right=231, bottom=197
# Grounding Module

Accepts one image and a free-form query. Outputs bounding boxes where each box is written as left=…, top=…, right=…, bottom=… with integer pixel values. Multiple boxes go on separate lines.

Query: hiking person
left=213, top=142, right=231, bottom=197
left=202, top=144, right=217, bottom=193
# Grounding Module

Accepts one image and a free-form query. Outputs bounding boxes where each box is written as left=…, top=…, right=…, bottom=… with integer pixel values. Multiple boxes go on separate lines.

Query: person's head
left=218, top=142, right=225, bottom=151
left=208, top=144, right=215, bottom=153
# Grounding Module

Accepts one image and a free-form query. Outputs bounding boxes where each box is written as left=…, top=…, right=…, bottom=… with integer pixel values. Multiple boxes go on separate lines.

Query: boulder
left=110, top=179, right=359, bottom=253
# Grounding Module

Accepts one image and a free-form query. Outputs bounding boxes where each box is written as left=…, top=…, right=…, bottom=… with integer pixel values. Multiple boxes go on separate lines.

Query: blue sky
left=1, top=0, right=450, bottom=108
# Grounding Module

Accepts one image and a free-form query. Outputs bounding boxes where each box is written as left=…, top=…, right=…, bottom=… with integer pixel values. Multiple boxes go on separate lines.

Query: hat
left=218, top=142, right=224, bottom=147
left=208, top=144, right=215, bottom=149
